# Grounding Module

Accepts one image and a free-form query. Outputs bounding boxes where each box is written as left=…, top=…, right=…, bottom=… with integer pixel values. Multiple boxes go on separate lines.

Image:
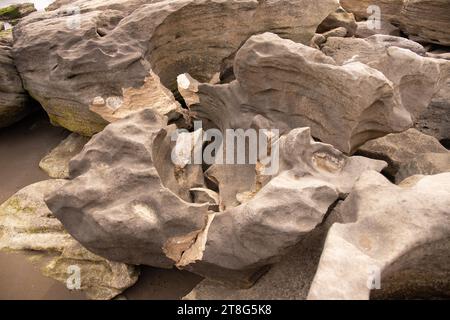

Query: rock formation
left=0, top=180, right=139, bottom=300
left=39, top=133, right=90, bottom=179
left=357, top=128, right=448, bottom=180
left=179, top=32, right=415, bottom=154
left=45, top=109, right=210, bottom=268
left=12, top=0, right=339, bottom=135
left=321, top=35, right=450, bottom=121
left=415, top=79, right=450, bottom=147
left=341, top=0, right=450, bottom=46
left=396, top=153, right=450, bottom=183
left=178, top=127, right=386, bottom=287
left=0, top=36, right=32, bottom=128
left=308, top=171, right=450, bottom=300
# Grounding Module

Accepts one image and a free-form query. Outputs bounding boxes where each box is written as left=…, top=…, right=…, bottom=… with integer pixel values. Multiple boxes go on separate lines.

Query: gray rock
left=0, top=180, right=139, bottom=300
left=12, top=0, right=339, bottom=135
left=340, top=0, right=450, bottom=46
left=0, top=37, right=32, bottom=128
left=396, top=153, right=450, bottom=183
left=45, top=109, right=210, bottom=268
left=179, top=32, right=413, bottom=154
left=308, top=171, right=450, bottom=300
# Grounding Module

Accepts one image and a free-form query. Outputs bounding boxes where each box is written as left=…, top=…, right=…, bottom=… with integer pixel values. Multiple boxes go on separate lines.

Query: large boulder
left=316, top=7, right=357, bottom=37
left=357, top=128, right=448, bottom=180
left=308, top=171, right=450, bottom=300
left=321, top=35, right=449, bottom=121
left=0, top=180, right=139, bottom=300
left=12, top=0, right=339, bottom=135
left=179, top=32, right=414, bottom=154
left=178, top=127, right=386, bottom=287
left=0, top=3, right=36, bottom=21
left=340, top=0, right=450, bottom=46
left=0, top=36, right=32, bottom=128
left=45, top=109, right=210, bottom=268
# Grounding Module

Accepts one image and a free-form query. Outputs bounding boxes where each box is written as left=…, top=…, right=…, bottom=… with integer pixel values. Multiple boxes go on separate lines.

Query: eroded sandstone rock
left=45, top=109, right=210, bottom=268
left=12, top=0, right=338, bottom=135
left=396, top=153, right=450, bottom=183
left=308, top=171, right=450, bottom=300
left=179, top=127, right=386, bottom=287
left=415, top=79, right=450, bottom=147
left=316, top=7, right=357, bottom=36
left=179, top=32, right=413, bottom=154
left=322, top=35, right=449, bottom=121
left=0, top=36, right=32, bottom=128
left=340, top=0, right=450, bottom=46
left=0, top=180, right=139, bottom=300
left=357, top=128, right=448, bottom=180
left=39, top=133, right=90, bottom=179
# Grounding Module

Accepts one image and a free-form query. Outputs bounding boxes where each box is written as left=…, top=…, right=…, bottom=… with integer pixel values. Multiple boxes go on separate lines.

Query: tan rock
left=179, top=32, right=413, bottom=154
left=322, top=35, right=448, bottom=121
left=357, top=128, right=448, bottom=179
left=396, top=153, right=450, bottom=183
left=12, top=0, right=339, bottom=135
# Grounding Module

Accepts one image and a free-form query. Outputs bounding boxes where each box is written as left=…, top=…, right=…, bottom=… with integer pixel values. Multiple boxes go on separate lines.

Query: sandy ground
left=0, top=112, right=202, bottom=300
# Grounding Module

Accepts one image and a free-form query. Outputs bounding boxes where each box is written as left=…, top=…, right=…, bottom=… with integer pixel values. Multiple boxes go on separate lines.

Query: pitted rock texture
left=308, top=171, right=450, bottom=300
left=179, top=32, right=414, bottom=154
left=45, top=109, right=210, bottom=268
left=340, top=0, right=450, bottom=46
left=12, top=0, right=339, bottom=135
left=180, top=127, right=386, bottom=287
left=0, top=180, right=139, bottom=300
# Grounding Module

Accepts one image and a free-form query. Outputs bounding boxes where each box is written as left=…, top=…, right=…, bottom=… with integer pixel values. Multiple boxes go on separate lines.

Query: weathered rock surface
left=0, top=180, right=139, bottom=300
left=355, top=20, right=400, bottom=38
left=396, top=153, right=450, bottom=183
left=12, top=0, right=338, bottom=135
left=340, top=0, right=450, bottom=46
left=0, top=3, right=36, bottom=21
left=179, top=32, right=414, bottom=154
left=358, top=128, right=448, bottom=180
left=415, top=79, right=450, bottom=147
left=45, top=109, right=210, bottom=268
left=184, top=203, right=349, bottom=300
left=322, top=35, right=449, bottom=121
left=308, top=171, right=450, bottom=300
left=0, top=36, right=32, bottom=128
left=39, top=133, right=90, bottom=179
left=316, top=7, right=357, bottom=36
left=180, top=127, right=386, bottom=287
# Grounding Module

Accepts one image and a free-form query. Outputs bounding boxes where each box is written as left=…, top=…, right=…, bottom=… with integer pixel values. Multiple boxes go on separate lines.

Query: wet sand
left=0, top=112, right=202, bottom=300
